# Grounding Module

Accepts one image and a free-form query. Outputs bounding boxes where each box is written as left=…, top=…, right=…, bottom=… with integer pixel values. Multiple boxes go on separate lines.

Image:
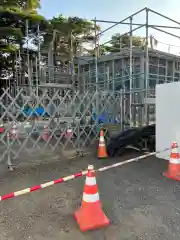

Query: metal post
left=70, top=31, right=75, bottom=89
left=77, top=122, right=83, bottom=156
left=37, top=24, right=41, bottom=96
left=7, top=132, right=13, bottom=171
left=93, top=19, right=180, bottom=30
left=119, top=38, right=122, bottom=52
left=18, top=50, right=22, bottom=85
left=123, top=88, right=126, bottom=130
left=26, top=20, right=31, bottom=92
left=168, top=44, right=170, bottom=53
left=144, top=8, right=149, bottom=125
left=120, top=89, right=123, bottom=131
left=77, top=59, right=81, bottom=92
left=97, top=7, right=146, bottom=36
left=112, top=60, right=115, bottom=92
left=88, top=63, right=91, bottom=90
left=129, top=17, right=133, bottom=127
left=94, top=18, right=99, bottom=123
left=37, top=24, right=41, bottom=64
left=107, top=66, right=110, bottom=91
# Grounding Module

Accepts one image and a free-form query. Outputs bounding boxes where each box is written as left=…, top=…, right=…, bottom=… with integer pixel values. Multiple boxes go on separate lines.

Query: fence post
left=7, top=131, right=14, bottom=171
left=76, top=121, right=83, bottom=157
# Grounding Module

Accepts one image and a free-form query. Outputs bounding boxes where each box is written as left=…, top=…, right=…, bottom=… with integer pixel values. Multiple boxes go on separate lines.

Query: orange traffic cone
left=163, top=141, right=180, bottom=181
left=74, top=165, right=110, bottom=232
left=98, top=129, right=108, bottom=158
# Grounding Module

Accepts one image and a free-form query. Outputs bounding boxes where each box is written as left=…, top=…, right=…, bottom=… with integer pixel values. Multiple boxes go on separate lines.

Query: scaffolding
left=77, top=7, right=180, bottom=125
left=1, top=7, right=180, bottom=168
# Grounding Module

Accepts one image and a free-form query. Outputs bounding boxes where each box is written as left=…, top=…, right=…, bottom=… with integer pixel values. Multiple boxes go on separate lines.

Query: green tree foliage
left=103, top=33, right=145, bottom=53
left=41, top=15, right=98, bottom=65
left=0, top=0, right=40, bottom=10
left=0, top=0, right=45, bottom=85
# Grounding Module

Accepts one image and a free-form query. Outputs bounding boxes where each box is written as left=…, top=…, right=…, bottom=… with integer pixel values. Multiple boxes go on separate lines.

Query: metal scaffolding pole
left=129, top=17, right=133, bottom=127
left=148, top=8, right=180, bottom=26
left=145, top=8, right=149, bottom=125
left=150, top=26, right=180, bottom=39
left=96, top=7, right=146, bottom=36
left=88, top=7, right=180, bottom=129
left=37, top=24, right=41, bottom=96
left=94, top=18, right=99, bottom=120
left=94, top=19, right=180, bottom=30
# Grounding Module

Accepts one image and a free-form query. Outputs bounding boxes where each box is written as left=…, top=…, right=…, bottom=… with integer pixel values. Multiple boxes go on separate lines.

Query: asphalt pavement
left=0, top=150, right=180, bottom=240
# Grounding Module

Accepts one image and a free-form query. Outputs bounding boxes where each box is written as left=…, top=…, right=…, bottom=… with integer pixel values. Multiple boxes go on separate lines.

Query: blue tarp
left=23, top=107, right=47, bottom=117
left=92, top=112, right=118, bottom=124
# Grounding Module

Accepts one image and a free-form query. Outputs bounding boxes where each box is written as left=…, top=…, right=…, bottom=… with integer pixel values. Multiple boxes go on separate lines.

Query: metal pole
left=107, top=66, right=110, bottom=91
left=15, top=51, right=17, bottom=88
left=129, top=17, right=133, bottom=127
left=37, top=24, right=41, bottom=96
left=97, top=7, right=146, bottom=36
left=119, top=38, right=122, bottom=52
left=94, top=19, right=180, bottom=30
left=18, top=50, right=22, bottom=85
left=70, top=31, right=74, bottom=75
left=123, top=88, right=126, bottom=130
left=94, top=18, right=99, bottom=121
left=168, top=44, right=170, bottom=53
left=112, top=60, right=115, bottom=92
left=7, top=132, right=13, bottom=171
left=144, top=9, right=149, bottom=125
left=150, top=26, right=180, bottom=39
left=120, top=89, right=123, bottom=131
left=77, top=59, right=81, bottom=92
left=149, top=8, right=180, bottom=26
left=26, top=19, right=31, bottom=88
left=35, top=57, right=38, bottom=97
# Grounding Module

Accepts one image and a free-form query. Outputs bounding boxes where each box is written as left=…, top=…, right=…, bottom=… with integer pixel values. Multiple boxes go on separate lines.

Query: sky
left=39, top=0, right=180, bottom=54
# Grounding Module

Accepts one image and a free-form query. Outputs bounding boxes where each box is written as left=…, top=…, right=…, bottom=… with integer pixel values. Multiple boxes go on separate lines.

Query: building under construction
left=1, top=7, right=180, bottom=166
left=78, top=48, right=180, bottom=91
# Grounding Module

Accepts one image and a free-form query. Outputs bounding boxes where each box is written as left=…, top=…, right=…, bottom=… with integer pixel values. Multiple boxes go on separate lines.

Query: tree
left=0, top=1, right=100, bottom=87
left=103, top=33, right=145, bottom=53
left=41, top=15, right=99, bottom=65
left=0, top=0, right=40, bottom=11
left=0, top=0, right=47, bottom=87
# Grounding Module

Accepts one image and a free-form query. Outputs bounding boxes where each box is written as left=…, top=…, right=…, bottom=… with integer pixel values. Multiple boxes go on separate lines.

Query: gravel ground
left=0, top=150, right=180, bottom=240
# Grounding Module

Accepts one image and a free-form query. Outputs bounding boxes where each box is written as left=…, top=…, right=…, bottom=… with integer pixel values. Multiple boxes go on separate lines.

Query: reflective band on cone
left=85, top=176, right=97, bottom=186
left=74, top=165, right=110, bottom=232
left=82, top=193, right=100, bottom=203
left=99, top=136, right=105, bottom=142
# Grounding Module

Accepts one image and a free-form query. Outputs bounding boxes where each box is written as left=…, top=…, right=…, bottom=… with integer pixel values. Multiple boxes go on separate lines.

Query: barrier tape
left=0, top=147, right=170, bottom=202
left=97, top=147, right=171, bottom=173
left=0, top=170, right=88, bottom=201
left=97, top=151, right=156, bottom=172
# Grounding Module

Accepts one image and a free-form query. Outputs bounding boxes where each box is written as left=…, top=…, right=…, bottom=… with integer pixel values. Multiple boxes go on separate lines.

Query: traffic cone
left=42, top=125, right=49, bottom=141
left=163, top=141, right=180, bottom=181
left=98, top=129, right=108, bottom=158
left=74, top=165, right=110, bottom=232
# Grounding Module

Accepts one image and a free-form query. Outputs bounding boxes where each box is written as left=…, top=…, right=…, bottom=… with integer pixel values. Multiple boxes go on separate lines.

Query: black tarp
left=107, top=124, right=155, bottom=157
